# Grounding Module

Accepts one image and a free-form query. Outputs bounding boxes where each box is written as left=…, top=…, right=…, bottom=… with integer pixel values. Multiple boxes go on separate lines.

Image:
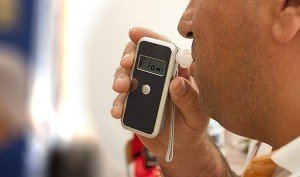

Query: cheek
left=192, top=1, right=226, bottom=66
left=191, top=1, right=256, bottom=114
left=192, top=1, right=254, bottom=81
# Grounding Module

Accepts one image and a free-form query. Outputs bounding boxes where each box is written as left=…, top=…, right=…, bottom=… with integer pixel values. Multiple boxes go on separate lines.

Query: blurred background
left=0, top=0, right=270, bottom=177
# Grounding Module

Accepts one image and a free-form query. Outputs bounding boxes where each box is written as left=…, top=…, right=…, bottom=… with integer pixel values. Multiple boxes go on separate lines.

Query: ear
left=271, top=0, right=300, bottom=43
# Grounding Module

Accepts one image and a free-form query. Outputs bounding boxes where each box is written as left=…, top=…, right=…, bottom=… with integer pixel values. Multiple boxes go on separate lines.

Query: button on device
left=142, top=85, right=151, bottom=95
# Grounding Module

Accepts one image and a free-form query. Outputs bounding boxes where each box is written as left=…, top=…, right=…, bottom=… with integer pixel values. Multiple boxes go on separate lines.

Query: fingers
left=113, top=42, right=137, bottom=93
left=120, top=42, right=135, bottom=69
left=169, top=77, right=205, bottom=129
left=111, top=93, right=127, bottom=119
left=129, top=27, right=170, bottom=44
left=113, top=67, right=131, bottom=93
left=112, top=42, right=136, bottom=118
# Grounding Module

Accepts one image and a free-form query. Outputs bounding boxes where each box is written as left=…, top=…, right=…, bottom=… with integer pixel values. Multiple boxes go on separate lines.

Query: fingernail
left=112, top=105, right=117, bottom=110
left=122, top=53, right=131, bottom=61
left=175, top=80, right=187, bottom=96
left=114, top=77, right=123, bottom=84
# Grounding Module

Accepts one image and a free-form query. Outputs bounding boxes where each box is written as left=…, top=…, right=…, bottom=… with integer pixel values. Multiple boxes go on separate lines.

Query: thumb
left=169, top=77, right=205, bottom=127
left=129, top=27, right=170, bottom=44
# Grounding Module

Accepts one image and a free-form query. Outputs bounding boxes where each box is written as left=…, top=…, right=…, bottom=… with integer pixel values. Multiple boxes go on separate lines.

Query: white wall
left=65, top=1, right=192, bottom=176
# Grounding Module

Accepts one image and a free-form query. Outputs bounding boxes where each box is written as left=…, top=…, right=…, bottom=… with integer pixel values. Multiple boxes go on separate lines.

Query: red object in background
left=131, top=134, right=160, bottom=177
left=134, top=156, right=160, bottom=177
left=132, top=134, right=144, bottom=158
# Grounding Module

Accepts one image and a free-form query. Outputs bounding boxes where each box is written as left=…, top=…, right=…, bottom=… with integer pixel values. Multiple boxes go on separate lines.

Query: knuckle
left=116, top=93, right=126, bottom=102
left=123, top=42, right=135, bottom=55
left=114, top=66, right=123, bottom=77
left=113, top=98, right=118, bottom=105
left=113, top=94, right=126, bottom=107
left=114, top=67, right=128, bottom=78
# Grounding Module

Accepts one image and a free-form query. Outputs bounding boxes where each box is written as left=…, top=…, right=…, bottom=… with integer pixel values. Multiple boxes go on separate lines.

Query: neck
left=271, top=122, right=300, bottom=149
left=268, top=92, right=300, bottom=149
left=268, top=62, right=300, bottom=148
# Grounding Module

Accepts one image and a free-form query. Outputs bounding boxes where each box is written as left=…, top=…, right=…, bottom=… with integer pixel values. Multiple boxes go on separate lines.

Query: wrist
left=157, top=134, right=209, bottom=177
left=157, top=134, right=233, bottom=177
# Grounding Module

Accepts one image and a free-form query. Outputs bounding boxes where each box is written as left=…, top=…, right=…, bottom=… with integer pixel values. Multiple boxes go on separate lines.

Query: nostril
left=187, top=31, right=194, bottom=38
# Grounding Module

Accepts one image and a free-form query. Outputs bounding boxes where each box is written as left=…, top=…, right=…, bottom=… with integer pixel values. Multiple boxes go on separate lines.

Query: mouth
left=191, top=40, right=196, bottom=61
left=190, top=40, right=196, bottom=78
left=190, top=61, right=196, bottom=78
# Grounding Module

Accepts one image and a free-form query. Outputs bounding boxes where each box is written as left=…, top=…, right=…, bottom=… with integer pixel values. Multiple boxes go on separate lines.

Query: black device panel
left=123, top=41, right=172, bottom=135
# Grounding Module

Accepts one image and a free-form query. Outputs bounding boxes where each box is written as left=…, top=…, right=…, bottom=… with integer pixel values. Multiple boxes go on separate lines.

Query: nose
left=178, top=1, right=195, bottom=39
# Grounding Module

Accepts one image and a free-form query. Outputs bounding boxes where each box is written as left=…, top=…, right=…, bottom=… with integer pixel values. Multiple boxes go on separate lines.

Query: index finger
left=129, top=27, right=171, bottom=44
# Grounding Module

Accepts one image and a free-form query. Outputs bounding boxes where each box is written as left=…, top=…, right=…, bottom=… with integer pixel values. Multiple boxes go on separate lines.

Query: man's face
left=179, top=0, right=284, bottom=139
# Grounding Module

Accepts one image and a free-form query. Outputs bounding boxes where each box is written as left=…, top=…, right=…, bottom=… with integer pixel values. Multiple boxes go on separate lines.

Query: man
left=111, top=0, right=300, bottom=176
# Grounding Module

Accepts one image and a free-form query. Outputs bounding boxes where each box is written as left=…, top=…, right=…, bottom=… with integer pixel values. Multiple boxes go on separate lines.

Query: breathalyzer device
left=122, top=37, right=193, bottom=139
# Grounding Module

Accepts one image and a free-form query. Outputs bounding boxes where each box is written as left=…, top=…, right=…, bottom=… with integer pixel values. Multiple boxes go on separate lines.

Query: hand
left=111, top=27, right=210, bottom=159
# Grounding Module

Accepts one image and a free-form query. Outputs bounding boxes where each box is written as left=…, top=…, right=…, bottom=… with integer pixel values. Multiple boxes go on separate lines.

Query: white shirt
left=272, top=137, right=300, bottom=177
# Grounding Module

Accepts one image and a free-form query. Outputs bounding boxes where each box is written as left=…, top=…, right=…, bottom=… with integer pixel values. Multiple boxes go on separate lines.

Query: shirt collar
left=271, top=137, right=300, bottom=176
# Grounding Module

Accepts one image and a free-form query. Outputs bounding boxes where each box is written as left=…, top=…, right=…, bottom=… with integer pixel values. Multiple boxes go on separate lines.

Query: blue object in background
left=0, top=0, right=36, bottom=63
left=0, top=135, right=27, bottom=177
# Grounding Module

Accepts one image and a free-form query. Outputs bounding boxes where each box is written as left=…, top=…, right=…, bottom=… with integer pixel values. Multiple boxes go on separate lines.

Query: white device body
left=121, top=37, right=178, bottom=138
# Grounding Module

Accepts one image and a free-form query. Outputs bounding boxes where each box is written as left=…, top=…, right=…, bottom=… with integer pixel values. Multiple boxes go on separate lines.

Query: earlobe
left=271, top=7, right=300, bottom=43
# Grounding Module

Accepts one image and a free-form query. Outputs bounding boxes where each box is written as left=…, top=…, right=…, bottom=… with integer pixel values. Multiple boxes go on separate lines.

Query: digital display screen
left=137, top=55, right=166, bottom=76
